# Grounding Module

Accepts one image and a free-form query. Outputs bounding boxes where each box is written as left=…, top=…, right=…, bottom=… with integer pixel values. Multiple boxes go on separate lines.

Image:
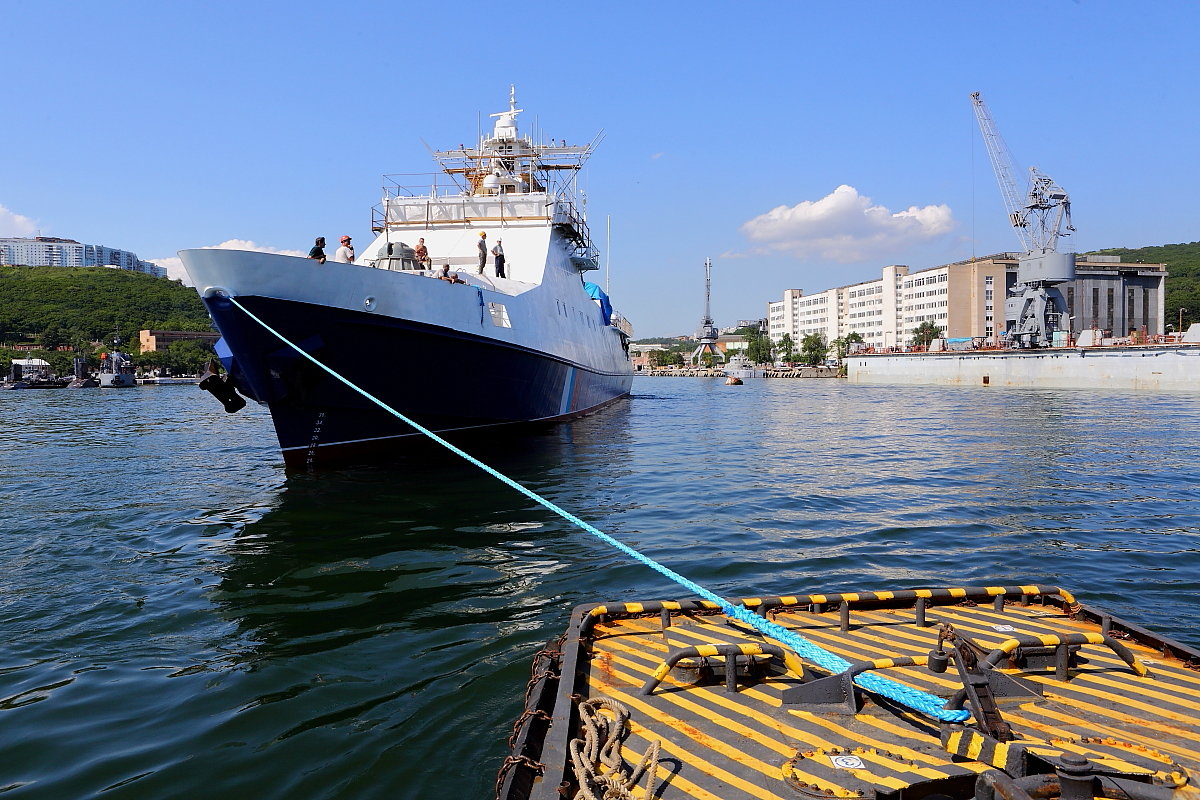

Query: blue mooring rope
left=228, top=296, right=970, bottom=723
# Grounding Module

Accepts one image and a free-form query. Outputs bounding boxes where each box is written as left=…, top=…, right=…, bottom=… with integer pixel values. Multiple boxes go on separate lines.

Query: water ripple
left=0, top=381, right=1198, bottom=796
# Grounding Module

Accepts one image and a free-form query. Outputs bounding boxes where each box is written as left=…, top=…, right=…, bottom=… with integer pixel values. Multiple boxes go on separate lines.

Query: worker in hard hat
left=477, top=231, right=488, bottom=274
left=491, top=238, right=505, bottom=278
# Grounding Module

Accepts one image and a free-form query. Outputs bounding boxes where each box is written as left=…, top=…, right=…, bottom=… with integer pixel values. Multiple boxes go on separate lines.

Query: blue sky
left=2, top=1, right=1197, bottom=337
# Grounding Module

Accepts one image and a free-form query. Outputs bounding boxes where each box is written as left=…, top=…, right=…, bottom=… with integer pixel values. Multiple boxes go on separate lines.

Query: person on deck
left=491, top=238, right=506, bottom=278
left=438, top=264, right=466, bottom=284
left=414, top=237, right=431, bottom=269
left=333, top=235, right=355, bottom=263
left=477, top=232, right=488, bottom=274
left=308, top=237, right=326, bottom=264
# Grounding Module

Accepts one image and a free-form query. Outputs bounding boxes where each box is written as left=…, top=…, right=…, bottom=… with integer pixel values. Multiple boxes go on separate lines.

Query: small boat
left=181, top=87, right=633, bottom=467
left=499, top=584, right=1200, bottom=800
left=4, top=358, right=67, bottom=388
left=724, top=353, right=765, bottom=379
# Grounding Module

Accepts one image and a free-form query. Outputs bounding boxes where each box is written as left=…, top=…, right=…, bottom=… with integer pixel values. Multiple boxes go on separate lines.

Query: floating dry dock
left=499, top=585, right=1200, bottom=800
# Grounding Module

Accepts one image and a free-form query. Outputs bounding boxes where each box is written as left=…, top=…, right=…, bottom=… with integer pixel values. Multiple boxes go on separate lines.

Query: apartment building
left=768, top=254, right=1166, bottom=349
left=0, top=236, right=166, bottom=277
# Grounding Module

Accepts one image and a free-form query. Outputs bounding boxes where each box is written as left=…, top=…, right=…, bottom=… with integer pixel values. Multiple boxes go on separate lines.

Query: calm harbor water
left=2, top=379, right=1198, bottom=798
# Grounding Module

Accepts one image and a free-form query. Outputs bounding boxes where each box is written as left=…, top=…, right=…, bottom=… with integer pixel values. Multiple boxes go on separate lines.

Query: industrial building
left=0, top=236, right=166, bottom=277
left=138, top=330, right=221, bottom=352
left=768, top=253, right=1167, bottom=350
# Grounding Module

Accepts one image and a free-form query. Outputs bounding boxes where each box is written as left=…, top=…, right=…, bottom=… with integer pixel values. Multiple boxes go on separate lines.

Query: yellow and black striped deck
left=502, top=586, right=1200, bottom=800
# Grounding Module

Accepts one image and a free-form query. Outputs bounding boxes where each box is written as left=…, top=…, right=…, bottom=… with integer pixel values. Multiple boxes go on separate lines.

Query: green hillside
left=0, top=265, right=212, bottom=347
left=1086, top=241, right=1200, bottom=329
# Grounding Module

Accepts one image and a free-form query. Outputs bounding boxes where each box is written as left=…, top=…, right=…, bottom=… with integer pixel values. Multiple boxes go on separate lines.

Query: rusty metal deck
left=500, top=586, right=1200, bottom=800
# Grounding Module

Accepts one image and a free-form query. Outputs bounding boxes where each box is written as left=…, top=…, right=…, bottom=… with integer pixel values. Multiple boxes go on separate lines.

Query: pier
left=638, top=366, right=841, bottom=378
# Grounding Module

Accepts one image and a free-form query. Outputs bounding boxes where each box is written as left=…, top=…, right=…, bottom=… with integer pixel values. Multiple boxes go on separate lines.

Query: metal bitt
left=640, top=643, right=786, bottom=696
left=981, top=632, right=1149, bottom=680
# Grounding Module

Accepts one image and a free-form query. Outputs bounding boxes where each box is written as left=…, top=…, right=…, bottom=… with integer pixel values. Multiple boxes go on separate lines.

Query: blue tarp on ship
left=583, top=282, right=612, bottom=325
left=215, top=337, right=236, bottom=372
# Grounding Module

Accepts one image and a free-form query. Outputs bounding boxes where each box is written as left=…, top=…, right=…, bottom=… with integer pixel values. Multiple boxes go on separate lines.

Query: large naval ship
left=183, top=89, right=633, bottom=467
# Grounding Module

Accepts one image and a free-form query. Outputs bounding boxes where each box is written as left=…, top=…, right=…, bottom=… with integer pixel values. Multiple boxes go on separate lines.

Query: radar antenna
left=691, top=257, right=724, bottom=365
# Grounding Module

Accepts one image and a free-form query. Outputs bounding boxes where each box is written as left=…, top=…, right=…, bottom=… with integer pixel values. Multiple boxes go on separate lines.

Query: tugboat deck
left=501, top=586, right=1200, bottom=800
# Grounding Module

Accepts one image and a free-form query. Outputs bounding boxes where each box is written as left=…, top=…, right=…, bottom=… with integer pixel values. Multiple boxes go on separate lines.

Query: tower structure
left=691, top=257, right=724, bottom=365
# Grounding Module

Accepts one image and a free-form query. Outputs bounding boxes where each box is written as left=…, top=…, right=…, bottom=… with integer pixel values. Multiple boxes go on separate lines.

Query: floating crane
left=691, top=257, right=724, bottom=365
left=970, top=91, right=1076, bottom=348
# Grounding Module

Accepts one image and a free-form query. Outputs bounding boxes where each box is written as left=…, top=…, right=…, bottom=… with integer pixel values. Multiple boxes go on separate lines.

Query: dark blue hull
left=204, top=295, right=632, bottom=468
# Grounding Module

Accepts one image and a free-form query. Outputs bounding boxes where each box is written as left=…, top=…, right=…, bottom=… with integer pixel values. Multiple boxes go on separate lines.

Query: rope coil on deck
left=570, top=698, right=660, bottom=800
left=227, top=296, right=971, bottom=723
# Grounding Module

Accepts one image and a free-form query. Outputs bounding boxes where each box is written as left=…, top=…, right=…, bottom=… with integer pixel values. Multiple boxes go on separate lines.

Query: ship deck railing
left=370, top=178, right=594, bottom=255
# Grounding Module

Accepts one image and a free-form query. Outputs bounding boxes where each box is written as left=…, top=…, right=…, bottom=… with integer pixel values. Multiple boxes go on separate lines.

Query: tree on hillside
left=910, top=321, right=942, bottom=348
left=137, top=340, right=215, bottom=375
left=800, top=333, right=828, bottom=366
left=0, top=265, right=211, bottom=345
left=40, top=324, right=68, bottom=350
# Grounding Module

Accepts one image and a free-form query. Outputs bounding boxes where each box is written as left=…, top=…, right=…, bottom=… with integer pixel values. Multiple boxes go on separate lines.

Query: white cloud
left=149, top=239, right=306, bottom=284
left=0, top=204, right=38, bottom=237
left=736, top=185, right=955, bottom=263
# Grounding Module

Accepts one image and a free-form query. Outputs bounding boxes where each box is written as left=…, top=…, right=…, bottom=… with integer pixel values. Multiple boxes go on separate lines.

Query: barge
left=847, top=342, right=1200, bottom=390
left=499, top=584, right=1200, bottom=800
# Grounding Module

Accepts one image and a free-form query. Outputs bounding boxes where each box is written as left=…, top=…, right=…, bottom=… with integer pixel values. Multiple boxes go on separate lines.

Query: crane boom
left=970, top=91, right=1075, bottom=255
left=970, top=91, right=1030, bottom=251
left=970, top=91, right=1076, bottom=349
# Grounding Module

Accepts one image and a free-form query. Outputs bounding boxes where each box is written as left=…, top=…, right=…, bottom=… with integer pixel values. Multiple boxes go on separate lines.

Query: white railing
left=609, top=312, right=634, bottom=338
left=384, top=196, right=554, bottom=226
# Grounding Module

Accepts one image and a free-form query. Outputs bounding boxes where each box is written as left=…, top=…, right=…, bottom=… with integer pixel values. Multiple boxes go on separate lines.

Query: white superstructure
left=180, top=88, right=633, bottom=467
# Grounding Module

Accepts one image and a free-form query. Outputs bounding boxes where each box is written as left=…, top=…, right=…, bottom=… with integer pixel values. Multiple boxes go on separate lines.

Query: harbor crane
left=971, top=91, right=1076, bottom=348
left=691, top=257, right=725, bottom=365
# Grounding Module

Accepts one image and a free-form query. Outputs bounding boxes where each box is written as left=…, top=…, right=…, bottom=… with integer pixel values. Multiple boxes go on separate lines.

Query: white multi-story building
left=0, top=237, right=166, bottom=278
left=770, top=265, right=910, bottom=349
left=768, top=254, right=1167, bottom=352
